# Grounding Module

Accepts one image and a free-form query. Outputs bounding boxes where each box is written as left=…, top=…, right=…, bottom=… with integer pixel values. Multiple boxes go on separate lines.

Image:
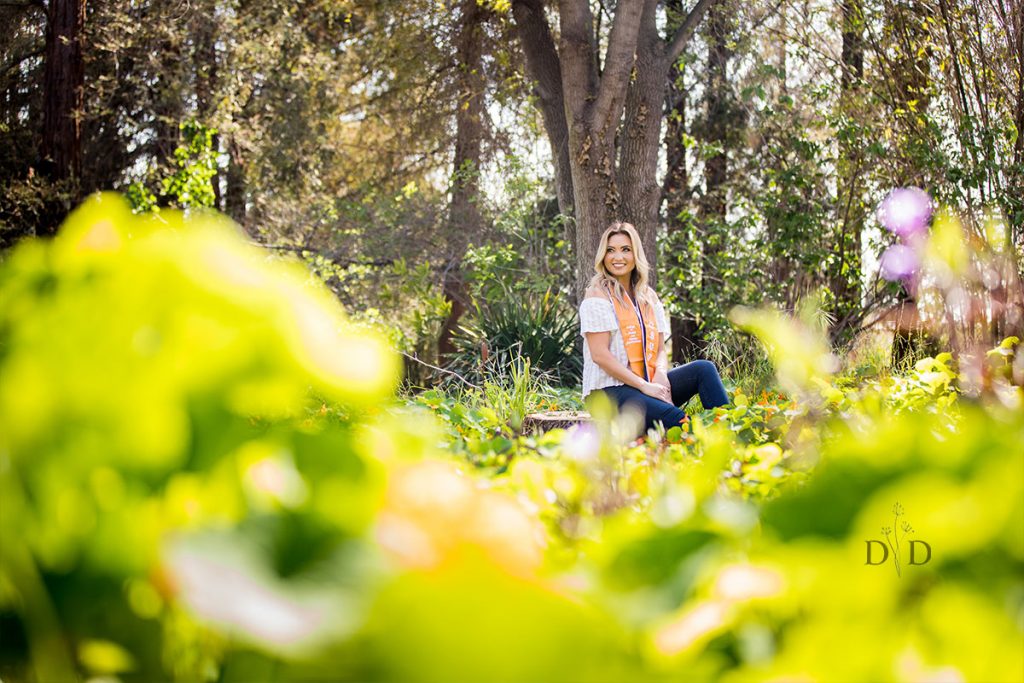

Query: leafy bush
left=447, top=286, right=582, bottom=384
left=126, top=120, right=219, bottom=212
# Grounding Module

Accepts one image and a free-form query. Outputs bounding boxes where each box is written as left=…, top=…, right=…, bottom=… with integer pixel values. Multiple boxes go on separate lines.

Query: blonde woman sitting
left=579, top=222, right=728, bottom=433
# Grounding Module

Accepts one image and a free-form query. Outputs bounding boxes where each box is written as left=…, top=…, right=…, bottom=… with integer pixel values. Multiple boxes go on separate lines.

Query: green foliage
left=0, top=194, right=399, bottom=681
left=481, top=154, right=574, bottom=297
left=448, top=286, right=582, bottom=384
left=356, top=258, right=452, bottom=388
left=447, top=164, right=578, bottom=385
left=0, top=176, right=76, bottom=247
left=126, top=121, right=220, bottom=213
left=1, top=199, right=1022, bottom=683
left=162, top=121, right=219, bottom=208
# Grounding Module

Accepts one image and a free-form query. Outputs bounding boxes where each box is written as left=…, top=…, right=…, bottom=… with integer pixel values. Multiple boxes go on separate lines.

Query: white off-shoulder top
left=578, top=294, right=669, bottom=398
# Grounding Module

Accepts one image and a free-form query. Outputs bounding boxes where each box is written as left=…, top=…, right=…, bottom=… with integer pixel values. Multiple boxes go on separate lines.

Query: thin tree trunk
left=664, top=49, right=700, bottom=362
left=510, top=0, right=574, bottom=220
left=510, top=0, right=577, bottom=282
left=153, top=31, right=184, bottom=181
left=193, top=6, right=221, bottom=209
left=699, top=1, right=730, bottom=318
left=225, top=136, right=247, bottom=226
left=439, top=0, right=489, bottom=359
left=831, top=0, right=865, bottom=341
left=887, top=0, right=936, bottom=357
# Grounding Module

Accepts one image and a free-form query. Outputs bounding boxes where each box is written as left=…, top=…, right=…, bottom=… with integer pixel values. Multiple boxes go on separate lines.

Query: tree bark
left=558, top=0, right=641, bottom=298
left=153, top=29, right=184, bottom=179
left=40, top=0, right=86, bottom=192
left=619, top=0, right=667, bottom=281
left=439, top=0, right=489, bottom=359
left=510, top=0, right=574, bottom=220
left=225, top=136, right=247, bottom=226
left=624, top=0, right=718, bottom=269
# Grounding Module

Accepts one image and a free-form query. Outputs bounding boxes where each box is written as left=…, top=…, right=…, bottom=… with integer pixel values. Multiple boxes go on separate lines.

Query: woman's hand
left=640, top=380, right=672, bottom=404
left=653, top=369, right=671, bottom=392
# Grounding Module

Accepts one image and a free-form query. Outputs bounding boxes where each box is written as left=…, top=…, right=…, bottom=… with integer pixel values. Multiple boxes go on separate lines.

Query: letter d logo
left=865, top=540, right=889, bottom=565
left=909, top=540, right=932, bottom=565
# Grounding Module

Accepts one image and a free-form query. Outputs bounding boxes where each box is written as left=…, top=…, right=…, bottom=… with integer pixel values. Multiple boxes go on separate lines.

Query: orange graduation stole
left=607, top=287, right=660, bottom=381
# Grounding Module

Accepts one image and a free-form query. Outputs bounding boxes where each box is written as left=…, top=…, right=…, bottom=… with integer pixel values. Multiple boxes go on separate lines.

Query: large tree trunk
left=567, top=125, right=620, bottom=298
left=619, top=0, right=667, bottom=282
left=438, top=0, right=489, bottom=359
left=559, top=0, right=641, bottom=298
left=40, top=0, right=87, bottom=219
left=510, top=0, right=714, bottom=298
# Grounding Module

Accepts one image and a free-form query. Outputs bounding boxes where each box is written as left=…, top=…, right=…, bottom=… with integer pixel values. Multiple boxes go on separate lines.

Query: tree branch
left=667, top=0, right=718, bottom=64
left=593, top=0, right=644, bottom=131
left=400, top=350, right=480, bottom=389
left=511, top=0, right=574, bottom=215
left=558, top=0, right=599, bottom=120
left=511, top=0, right=565, bottom=129
left=257, top=243, right=396, bottom=268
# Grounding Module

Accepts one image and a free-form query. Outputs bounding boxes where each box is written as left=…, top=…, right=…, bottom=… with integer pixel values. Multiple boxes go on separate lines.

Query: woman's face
left=603, top=233, right=635, bottom=280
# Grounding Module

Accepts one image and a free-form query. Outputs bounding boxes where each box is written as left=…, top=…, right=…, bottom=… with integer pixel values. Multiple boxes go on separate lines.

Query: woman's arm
left=585, top=330, right=671, bottom=403
left=652, top=335, right=670, bottom=391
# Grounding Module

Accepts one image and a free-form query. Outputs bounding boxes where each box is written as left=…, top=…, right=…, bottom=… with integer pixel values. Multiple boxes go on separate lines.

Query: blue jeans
left=598, top=360, right=728, bottom=433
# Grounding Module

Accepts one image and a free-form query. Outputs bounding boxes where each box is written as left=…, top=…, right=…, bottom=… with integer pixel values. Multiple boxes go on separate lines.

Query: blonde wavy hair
left=587, top=221, right=656, bottom=307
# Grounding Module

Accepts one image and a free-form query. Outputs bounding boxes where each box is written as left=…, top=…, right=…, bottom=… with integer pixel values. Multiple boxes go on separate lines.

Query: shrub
left=447, top=286, right=582, bottom=385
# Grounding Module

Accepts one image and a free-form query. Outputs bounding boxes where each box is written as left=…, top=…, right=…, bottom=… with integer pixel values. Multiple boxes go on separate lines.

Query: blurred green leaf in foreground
left=0, top=195, right=1021, bottom=683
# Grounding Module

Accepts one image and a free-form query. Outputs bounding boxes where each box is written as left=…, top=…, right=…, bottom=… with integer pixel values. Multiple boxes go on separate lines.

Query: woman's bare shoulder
left=583, top=286, right=607, bottom=300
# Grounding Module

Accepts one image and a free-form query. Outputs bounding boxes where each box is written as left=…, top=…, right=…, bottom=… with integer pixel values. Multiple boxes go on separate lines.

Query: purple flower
left=564, top=423, right=600, bottom=462
left=876, top=187, right=932, bottom=237
left=879, top=244, right=919, bottom=281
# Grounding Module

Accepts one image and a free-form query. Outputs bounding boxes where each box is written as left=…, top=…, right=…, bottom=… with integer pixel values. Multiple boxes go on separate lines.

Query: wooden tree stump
left=522, top=411, right=592, bottom=434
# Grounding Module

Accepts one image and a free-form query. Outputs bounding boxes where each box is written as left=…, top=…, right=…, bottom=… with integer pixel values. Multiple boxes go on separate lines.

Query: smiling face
left=603, top=233, right=635, bottom=282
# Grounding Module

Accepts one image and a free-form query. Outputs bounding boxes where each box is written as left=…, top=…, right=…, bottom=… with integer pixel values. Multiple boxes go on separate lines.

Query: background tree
left=512, top=0, right=716, bottom=298
left=40, top=0, right=87, bottom=195
left=0, top=0, right=47, bottom=245
left=829, top=0, right=866, bottom=337
left=438, top=0, right=494, bottom=357
left=1, top=0, right=1020, bottom=375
